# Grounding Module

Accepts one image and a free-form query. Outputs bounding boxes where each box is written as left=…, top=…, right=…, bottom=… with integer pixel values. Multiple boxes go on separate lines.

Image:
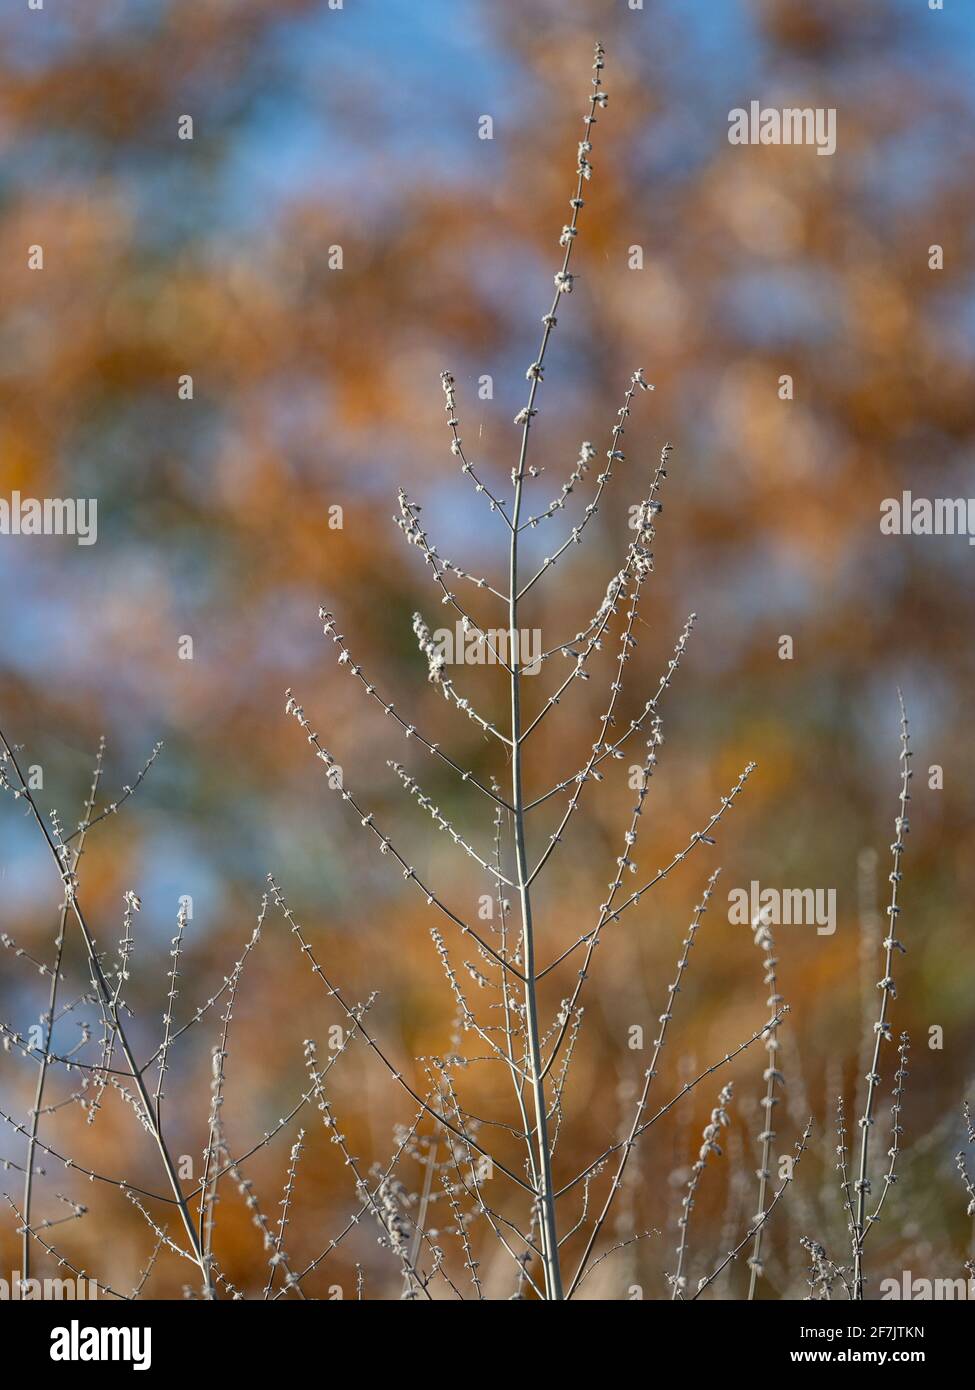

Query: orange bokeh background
left=1, top=0, right=973, bottom=1298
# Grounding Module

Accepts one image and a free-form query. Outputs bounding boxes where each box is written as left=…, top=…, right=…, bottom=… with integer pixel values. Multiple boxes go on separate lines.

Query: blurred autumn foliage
left=1, top=0, right=974, bottom=1298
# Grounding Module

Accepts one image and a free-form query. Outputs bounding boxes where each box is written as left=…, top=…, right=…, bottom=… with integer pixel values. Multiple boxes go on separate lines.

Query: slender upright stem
left=852, top=694, right=911, bottom=1298
left=22, top=739, right=105, bottom=1280
left=509, top=452, right=563, bottom=1301
left=747, top=910, right=782, bottom=1299
left=493, top=47, right=608, bottom=1297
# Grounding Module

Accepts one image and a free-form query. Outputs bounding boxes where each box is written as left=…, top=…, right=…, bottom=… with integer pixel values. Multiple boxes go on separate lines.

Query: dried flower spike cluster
left=279, top=42, right=801, bottom=1302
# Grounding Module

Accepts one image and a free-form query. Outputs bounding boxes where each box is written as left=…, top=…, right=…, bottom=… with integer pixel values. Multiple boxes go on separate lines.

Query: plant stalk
left=508, top=442, right=563, bottom=1301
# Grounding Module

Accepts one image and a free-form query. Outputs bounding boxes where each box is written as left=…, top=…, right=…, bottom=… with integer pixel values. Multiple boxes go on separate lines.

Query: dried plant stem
left=560, top=1006, right=788, bottom=1200
left=22, top=736, right=105, bottom=1281
left=268, top=876, right=533, bottom=1194
left=668, top=1081, right=734, bottom=1298
left=851, top=693, right=911, bottom=1298
left=509, top=416, right=562, bottom=1300
left=688, top=1119, right=813, bottom=1300
left=490, top=40, right=613, bottom=1304
left=747, top=909, right=783, bottom=1299
left=566, top=870, right=720, bottom=1297
left=956, top=1102, right=975, bottom=1277
left=5, top=1194, right=129, bottom=1300
left=864, top=1033, right=910, bottom=1234
left=0, top=726, right=213, bottom=1298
